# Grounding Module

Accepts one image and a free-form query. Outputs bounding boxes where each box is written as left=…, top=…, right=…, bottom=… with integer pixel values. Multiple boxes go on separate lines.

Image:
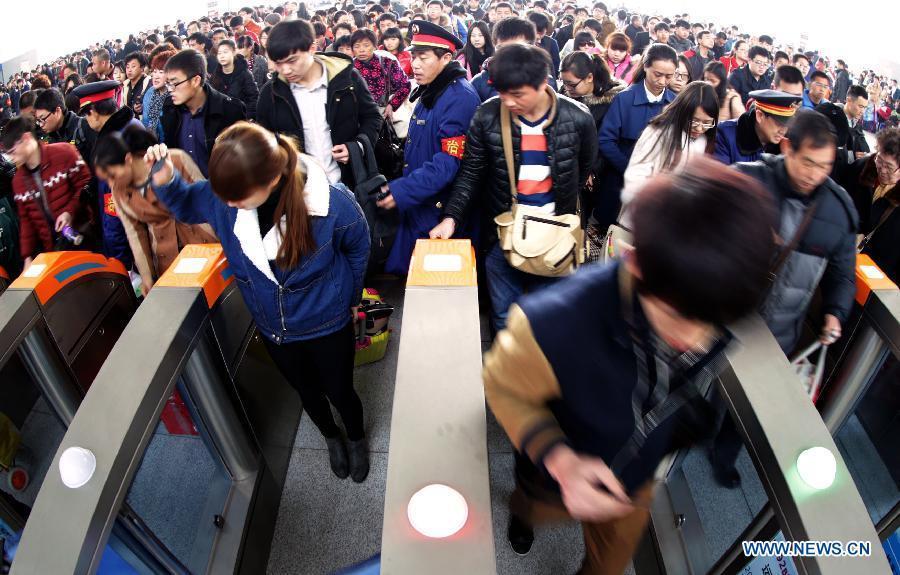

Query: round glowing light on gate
left=407, top=484, right=468, bottom=538
left=59, top=447, right=97, bottom=489
left=796, top=446, right=837, bottom=490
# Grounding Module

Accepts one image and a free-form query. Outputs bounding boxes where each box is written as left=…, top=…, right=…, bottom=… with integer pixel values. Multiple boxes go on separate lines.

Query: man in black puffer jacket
left=431, top=44, right=597, bottom=331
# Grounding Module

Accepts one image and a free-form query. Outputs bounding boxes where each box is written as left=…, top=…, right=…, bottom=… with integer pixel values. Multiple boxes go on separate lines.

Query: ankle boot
left=324, top=435, right=349, bottom=479
left=347, top=437, right=370, bottom=483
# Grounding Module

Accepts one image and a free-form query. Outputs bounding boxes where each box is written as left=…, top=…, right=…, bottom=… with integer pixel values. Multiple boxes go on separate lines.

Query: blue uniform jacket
left=385, top=65, right=480, bottom=275
left=592, top=83, right=674, bottom=227
left=597, top=83, right=676, bottom=174
left=153, top=160, right=370, bottom=344
left=713, top=114, right=763, bottom=165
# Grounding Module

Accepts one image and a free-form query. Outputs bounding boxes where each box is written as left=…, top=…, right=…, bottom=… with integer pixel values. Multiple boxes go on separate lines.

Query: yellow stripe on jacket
left=483, top=303, right=567, bottom=464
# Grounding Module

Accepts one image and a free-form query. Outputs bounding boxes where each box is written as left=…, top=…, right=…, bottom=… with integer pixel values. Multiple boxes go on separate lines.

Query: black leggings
left=262, top=321, right=365, bottom=441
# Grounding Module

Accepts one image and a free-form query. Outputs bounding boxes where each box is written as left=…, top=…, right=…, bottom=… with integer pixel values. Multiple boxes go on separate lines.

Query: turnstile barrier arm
left=712, top=314, right=891, bottom=575
left=10, top=288, right=209, bottom=575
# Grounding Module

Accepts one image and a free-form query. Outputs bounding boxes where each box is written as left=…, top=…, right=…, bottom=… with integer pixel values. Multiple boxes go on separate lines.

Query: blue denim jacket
left=154, top=158, right=370, bottom=343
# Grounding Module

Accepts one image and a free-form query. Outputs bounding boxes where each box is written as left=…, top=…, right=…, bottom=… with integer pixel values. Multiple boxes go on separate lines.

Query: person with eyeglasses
left=669, top=55, right=692, bottom=94
left=159, top=49, right=246, bottom=178
left=559, top=51, right=624, bottom=224
left=838, top=128, right=900, bottom=283
left=728, top=46, right=773, bottom=105
left=620, top=82, right=719, bottom=227
left=802, top=70, right=831, bottom=109
left=32, top=88, right=97, bottom=168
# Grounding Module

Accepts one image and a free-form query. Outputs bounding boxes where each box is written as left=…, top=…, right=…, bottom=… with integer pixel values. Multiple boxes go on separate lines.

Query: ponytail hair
left=209, top=122, right=315, bottom=269
left=560, top=51, right=615, bottom=96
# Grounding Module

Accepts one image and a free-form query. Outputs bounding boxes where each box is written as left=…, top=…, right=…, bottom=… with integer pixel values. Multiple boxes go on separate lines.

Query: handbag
left=374, top=118, right=404, bottom=181
left=494, top=104, right=585, bottom=277
left=791, top=341, right=828, bottom=403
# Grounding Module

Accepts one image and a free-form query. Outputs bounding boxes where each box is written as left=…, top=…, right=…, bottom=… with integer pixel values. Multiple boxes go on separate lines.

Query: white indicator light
left=59, top=447, right=97, bottom=489
left=407, top=484, right=468, bottom=538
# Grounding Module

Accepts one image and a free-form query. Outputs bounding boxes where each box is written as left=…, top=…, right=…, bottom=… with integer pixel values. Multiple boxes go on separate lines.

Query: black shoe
left=507, top=515, right=534, bottom=555
left=324, top=435, right=349, bottom=479
left=709, top=449, right=741, bottom=488
left=348, top=437, right=370, bottom=483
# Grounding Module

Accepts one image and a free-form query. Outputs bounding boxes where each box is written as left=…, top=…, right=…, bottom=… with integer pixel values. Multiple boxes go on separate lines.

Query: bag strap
left=769, top=198, right=819, bottom=283
left=499, top=104, right=518, bottom=203
left=858, top=201, right=897, bottom=252
left=29, top=171, right=58, bottom=238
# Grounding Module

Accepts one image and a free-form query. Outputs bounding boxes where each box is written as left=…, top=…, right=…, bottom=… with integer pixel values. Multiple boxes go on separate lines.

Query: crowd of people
left=0, top=2, right=899, bottom=573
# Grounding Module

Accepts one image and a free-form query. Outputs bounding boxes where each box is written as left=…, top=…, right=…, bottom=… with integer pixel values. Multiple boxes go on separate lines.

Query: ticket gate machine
left=11, top=245, right=301, bottom=574
left=0, top=253, right=136, bottom=562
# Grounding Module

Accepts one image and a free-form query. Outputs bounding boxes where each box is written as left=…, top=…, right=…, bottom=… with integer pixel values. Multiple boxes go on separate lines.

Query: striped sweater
left=516, top=113, right=554, bottom=213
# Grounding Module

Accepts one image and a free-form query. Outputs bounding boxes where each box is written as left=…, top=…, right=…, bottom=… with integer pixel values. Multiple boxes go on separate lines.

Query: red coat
left=383, top=47, right=412, bottom=77
left=12, top=142, right=91, bottom=258
left=720, top=55, right=744, bottom=75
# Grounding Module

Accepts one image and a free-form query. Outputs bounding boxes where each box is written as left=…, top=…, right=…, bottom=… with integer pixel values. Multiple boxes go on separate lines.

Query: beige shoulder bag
left=494, top=104, right=585, bottom=277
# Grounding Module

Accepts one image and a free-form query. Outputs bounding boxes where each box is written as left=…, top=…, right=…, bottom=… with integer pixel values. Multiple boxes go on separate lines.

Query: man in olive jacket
left=430, top=44, right=597, bottom=332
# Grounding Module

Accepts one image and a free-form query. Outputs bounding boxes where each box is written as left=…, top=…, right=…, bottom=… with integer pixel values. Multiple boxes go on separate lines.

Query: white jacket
left=620, top=124, right=708, bottom=227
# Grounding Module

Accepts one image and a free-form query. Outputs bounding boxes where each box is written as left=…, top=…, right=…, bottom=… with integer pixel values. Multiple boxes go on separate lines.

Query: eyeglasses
left=674, top=72, right=689, bottom=81
left=690, top=118, right=716, bottom=130
left=563, top=78, right=585, bottom=91
left=810, top=81, right=830, bottom=90
left=751, top=59, right=769, bottom=67
left=34, top=110, right=53, bottom=127
left=165, top=74, right=198, bottom=91
left=875, top=153, right=900, bottom=173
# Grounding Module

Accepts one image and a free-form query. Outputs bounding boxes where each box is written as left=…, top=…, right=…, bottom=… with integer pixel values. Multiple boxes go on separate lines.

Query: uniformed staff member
left=375, top=20, right=480, bottom=275
left=71, top=80, right=141, bottom=268
left=713, top=89, right=802, bottom=165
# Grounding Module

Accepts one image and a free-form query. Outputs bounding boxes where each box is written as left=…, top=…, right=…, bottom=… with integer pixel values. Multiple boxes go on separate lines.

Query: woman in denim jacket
left=146, top=122, right=372, bottom=483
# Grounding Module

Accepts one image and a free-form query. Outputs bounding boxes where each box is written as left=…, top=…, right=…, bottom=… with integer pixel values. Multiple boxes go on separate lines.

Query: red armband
left=103, top=193, right=118, bottom=217
left=441, top=135, right=466, bottom=160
